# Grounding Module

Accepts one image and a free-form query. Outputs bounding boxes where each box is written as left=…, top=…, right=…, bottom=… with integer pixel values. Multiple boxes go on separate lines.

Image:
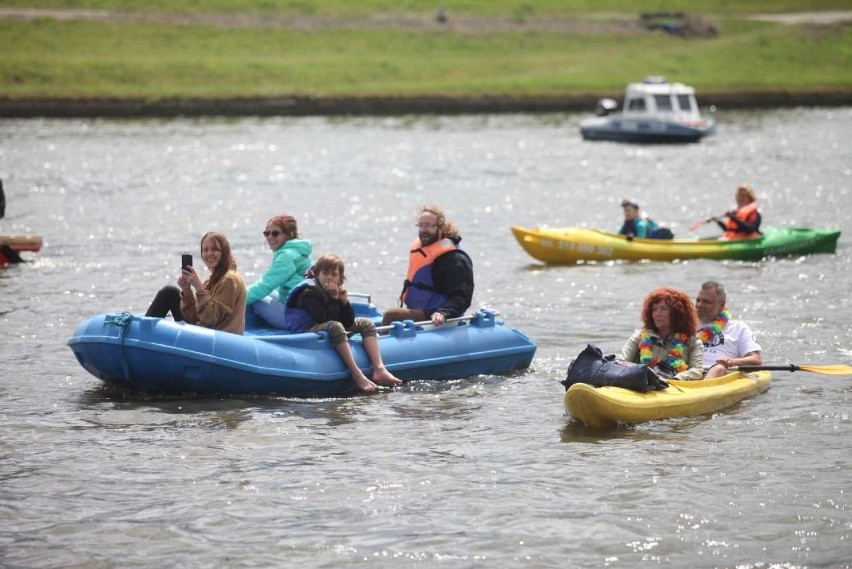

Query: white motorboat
left=580, top=77, right=715, bottom=143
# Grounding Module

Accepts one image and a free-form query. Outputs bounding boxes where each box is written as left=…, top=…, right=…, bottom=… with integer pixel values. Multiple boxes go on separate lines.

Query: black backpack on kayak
left=561, top=344, right=669, bottom=393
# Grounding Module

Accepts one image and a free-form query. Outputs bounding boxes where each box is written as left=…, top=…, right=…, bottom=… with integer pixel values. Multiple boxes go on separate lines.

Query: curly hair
left=199, top=231, right=237, bottom=290
left=419, top=204, right=461, bottom=242
left=640, top=287, right=698, bottom=336
left=267, top=214, right=299, bottom=240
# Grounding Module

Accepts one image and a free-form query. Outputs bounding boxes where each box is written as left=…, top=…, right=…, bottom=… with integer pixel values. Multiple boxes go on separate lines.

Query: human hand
left=323, top=280, right=339, bottom=298
left=431, top=312, right=446, bottom=326
left=182, top=267, right=203, bottom=290
left=177, top=273, right=191, bottom=292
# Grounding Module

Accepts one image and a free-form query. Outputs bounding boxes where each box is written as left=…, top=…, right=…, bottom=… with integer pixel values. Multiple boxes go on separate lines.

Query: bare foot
left=353, top=373, right=378, bottom=393
left=372, top=367, right=403, bottom=387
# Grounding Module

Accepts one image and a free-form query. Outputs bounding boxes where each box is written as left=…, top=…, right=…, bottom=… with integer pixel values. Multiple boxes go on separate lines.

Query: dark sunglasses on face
left=263, top=230, right=283, bottom=238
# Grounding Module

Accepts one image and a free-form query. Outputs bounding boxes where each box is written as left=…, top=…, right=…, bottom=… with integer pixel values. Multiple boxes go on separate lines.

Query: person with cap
left=618, top=198, right=672, bottom=240
left=713, top=183, right=762, bottom=240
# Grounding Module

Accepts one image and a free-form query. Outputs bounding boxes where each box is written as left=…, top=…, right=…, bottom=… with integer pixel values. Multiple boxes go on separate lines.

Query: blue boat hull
left=67, top=309, right=537, bottom=397
left=580, top=117, right=715, bottom=144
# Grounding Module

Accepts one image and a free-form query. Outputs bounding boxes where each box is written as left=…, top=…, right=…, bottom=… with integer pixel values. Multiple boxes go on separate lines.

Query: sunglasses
left=263, top=230, right=283, bottom=238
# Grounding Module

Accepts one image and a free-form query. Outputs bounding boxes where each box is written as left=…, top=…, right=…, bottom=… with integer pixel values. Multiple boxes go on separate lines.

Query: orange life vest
left=400, top=237, right=458, bottom=309
left=722, top=202, right=761, bottom=240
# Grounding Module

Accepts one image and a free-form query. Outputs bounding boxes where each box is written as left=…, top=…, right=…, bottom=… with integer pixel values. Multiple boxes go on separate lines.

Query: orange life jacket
left=400, top=237, right=458, bottom=309
left=722, top=202, right=761, bottom=240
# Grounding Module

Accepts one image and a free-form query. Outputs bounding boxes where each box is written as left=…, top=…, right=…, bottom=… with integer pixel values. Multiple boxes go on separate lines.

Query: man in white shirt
left=696, top=281, right=763, bottom=379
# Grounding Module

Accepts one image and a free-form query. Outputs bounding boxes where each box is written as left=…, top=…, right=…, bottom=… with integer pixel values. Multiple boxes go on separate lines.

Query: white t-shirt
left=700, top=320, right=762, bottom=367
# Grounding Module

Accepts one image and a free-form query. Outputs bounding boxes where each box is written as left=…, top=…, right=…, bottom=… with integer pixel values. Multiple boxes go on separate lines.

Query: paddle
left=688, top=215, right=723, bottom=232
left=731, top=364, right=852, bottom=376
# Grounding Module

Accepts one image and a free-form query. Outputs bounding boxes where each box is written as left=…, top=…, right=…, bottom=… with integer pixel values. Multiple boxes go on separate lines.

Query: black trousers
left=145, top=285, right=184, bottom=321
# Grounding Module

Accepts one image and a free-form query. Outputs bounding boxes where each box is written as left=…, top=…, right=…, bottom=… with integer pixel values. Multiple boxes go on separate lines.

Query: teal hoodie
left=246, top=238, right=313, bottom=305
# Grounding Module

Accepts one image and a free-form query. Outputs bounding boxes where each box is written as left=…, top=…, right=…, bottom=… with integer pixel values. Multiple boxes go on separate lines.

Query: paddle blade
left=798, top=364, right=852, bottom=376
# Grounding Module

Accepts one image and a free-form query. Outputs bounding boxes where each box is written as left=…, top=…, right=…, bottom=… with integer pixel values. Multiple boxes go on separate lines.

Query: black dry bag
left=561, top=344, right=668, bottom=393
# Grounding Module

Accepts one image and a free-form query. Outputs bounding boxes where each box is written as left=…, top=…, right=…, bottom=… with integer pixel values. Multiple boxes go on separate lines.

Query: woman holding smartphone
left=145, top=231, right=247, bottom=334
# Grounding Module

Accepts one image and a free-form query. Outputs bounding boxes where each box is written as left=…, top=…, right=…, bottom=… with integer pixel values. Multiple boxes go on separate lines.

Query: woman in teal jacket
left=247, top=214, right=313, bottom=328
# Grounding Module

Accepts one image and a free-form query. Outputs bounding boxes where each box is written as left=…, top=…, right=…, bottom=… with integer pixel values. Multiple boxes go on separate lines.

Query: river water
left=1, top=108, right=850, bottom=568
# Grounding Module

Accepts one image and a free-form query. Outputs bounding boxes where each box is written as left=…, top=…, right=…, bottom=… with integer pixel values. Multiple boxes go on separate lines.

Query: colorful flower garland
left=638, top=330, right=688, bottom=372
left=697, top=309, right=731, bottom=344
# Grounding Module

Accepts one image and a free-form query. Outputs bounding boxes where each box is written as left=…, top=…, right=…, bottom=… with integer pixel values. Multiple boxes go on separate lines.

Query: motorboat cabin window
left=654, top=94, right=673, bottom=111
left=677, top=94, right=693, bottom=112
left=627, top=98, right=646, bottom=112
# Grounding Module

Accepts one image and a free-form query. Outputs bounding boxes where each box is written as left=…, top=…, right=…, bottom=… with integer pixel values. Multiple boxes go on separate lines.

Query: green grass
left=2, top=0, right=851, bottom=16
left=1, top=3, right=851, bottom=100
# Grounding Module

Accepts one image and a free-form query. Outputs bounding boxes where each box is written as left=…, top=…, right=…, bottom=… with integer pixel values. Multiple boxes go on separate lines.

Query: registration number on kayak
left=540, top=238, right=614, bottom=257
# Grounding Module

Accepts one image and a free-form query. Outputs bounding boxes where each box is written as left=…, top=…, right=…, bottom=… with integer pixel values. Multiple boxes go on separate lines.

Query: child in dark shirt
left=293, top=253, right=402, bottom=393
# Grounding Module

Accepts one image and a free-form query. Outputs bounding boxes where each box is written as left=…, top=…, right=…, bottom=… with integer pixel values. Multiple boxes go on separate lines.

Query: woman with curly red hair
left=620, top=287, right=705, bottom=380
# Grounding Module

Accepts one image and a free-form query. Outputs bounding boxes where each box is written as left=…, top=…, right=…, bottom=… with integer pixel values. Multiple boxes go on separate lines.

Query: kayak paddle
left=731, top=364, right=852, bottom=376
left=688, top=215, right=722, bottom=232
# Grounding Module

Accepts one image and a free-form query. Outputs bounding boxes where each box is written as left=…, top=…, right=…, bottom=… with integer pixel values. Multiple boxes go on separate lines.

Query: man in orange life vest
left=713, top=183, right=762, bottom=239
left=381, top=204, right=474, bottom=327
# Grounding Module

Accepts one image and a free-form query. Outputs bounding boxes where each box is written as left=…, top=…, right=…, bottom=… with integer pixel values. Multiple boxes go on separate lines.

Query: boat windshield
left=677, top=94, right=694, bottom=112
left=627, top=98, right=646, bottom=111
left=654, top=94, right=673, bottom=111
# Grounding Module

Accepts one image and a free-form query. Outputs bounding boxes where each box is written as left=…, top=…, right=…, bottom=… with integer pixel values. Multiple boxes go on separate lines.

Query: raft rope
left=104, top=312, right=135, bottom=384
left=105, top=312, right=134, bottom=328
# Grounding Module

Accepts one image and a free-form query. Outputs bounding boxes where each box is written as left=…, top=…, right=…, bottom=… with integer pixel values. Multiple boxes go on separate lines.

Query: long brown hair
left=199, top=231, right=237, bottom=290
left=640, top=287, right=698, bottom=336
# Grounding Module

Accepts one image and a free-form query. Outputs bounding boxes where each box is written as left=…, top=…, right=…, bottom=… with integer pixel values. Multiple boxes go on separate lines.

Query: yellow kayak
left=511, top=226, right=840, bottom=263
left=564, top=370, right=771, bottom=427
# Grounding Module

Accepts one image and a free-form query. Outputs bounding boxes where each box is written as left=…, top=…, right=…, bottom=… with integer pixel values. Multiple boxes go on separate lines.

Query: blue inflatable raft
left=67, top=306, right=537, bottom=397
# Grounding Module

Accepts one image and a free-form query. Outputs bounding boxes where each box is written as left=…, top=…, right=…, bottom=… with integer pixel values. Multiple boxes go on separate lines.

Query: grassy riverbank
left=1, top=1, right=851, bottom=115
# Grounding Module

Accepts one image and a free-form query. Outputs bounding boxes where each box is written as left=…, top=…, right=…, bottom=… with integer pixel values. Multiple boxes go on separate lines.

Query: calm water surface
left=1, top=109, right=850, bottom=568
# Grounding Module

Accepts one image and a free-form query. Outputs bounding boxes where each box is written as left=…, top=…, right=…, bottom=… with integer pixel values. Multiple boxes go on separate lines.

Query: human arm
left=713, top=350, right=762, bottom=370
left=619, top=330, right=642, bottom=363
left=726, top=210, right=761, bottom=234
left=182, top=272, right=245, bottom=330
left=428, top=251, right=474, bottom=322
left=298, top=286, right=355, bottom=328
left=246, top=249, right=298, bottom=304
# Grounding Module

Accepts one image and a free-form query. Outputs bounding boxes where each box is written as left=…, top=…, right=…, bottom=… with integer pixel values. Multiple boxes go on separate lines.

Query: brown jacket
left=181, top=270, right=247, bottom=334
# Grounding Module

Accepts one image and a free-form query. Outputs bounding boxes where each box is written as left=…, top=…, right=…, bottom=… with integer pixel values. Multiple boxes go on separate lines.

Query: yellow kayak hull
left=511, top=226, right=840, bottom=263
left=564, top=370, right=771, bottom=427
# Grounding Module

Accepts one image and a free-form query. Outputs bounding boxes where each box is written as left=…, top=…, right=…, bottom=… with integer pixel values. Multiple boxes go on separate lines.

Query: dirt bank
left=1, top=90, right=850, bottom=119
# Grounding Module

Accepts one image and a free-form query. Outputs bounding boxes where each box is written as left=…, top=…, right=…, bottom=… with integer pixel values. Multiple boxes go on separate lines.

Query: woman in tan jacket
left=146, top=231, right=246, bottom=334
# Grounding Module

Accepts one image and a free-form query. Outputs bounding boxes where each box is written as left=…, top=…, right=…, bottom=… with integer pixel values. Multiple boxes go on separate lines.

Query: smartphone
left=181, top=254, right=193, bottom=270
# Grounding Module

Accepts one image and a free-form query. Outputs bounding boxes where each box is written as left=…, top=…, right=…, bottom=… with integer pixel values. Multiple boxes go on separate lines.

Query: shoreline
left=2, top=90, right=851, bottom=118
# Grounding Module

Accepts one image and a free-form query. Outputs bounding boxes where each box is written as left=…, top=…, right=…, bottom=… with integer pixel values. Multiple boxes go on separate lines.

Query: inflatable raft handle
left=374, top=308, right=501, bottom=334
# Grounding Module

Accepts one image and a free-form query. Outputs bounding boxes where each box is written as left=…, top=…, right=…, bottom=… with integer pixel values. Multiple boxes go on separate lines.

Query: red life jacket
left=723, top=202, right=761, bottom=239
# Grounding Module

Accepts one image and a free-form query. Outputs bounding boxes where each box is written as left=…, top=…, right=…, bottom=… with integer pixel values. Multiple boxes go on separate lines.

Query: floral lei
left=638, top=330, right=688, bottom=372
left=697, top=309, right=731, bottom=344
